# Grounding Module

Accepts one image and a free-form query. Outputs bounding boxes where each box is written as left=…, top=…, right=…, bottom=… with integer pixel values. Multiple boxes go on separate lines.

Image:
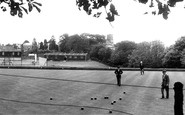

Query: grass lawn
left=0, top=69, right=184, bottom=115
left=46, top=60, right=109, bottom=68
left=1, top=59, right=110, bottom=68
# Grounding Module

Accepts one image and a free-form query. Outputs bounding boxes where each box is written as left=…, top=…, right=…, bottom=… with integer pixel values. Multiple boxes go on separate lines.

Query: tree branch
left=3, top=0, right=10, bottom=4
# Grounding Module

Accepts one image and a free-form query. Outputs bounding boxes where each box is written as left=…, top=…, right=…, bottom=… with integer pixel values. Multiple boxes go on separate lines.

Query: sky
left=1, top=0, right=185, bottom=47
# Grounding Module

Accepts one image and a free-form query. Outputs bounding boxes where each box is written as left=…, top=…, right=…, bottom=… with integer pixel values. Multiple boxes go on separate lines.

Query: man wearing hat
left=114, top=66, right=123, bottom=86
left=161, top=69, right=170, bottom=99
left=139, top=61, right=144, bottom=75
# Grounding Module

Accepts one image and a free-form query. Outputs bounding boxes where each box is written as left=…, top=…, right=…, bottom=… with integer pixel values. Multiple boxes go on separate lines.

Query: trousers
left=116, top=75, right=121, bottom=86
left=161, top=85, right=169, bottom=98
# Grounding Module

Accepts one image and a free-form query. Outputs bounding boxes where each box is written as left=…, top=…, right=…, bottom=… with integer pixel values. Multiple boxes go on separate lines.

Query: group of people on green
left=114, top=61, right=170, bottom=99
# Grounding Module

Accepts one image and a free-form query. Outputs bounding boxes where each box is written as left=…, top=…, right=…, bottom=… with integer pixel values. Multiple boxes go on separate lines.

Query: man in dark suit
left=161, top=69, right=170, bottom=99
left=114, top=66, right=123, bottom=86
left=139, top=61, right=144, bottom=75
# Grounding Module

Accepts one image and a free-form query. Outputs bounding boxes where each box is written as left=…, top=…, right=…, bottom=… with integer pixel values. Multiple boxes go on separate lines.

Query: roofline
left=0, top=50, right=21, bottom=52
left=44, top=53, right=88, bottom=56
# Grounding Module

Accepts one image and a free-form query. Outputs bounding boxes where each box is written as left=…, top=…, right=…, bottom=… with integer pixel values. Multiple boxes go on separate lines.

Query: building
left=0, top=45, right=22, bottom=58
left=44, top=53, right=88, bottom=61
left=0, top=45, right=22, bottom=65
left=17, top=44, right=32, bottom=52
left=106, top=34, right=115, bottom=50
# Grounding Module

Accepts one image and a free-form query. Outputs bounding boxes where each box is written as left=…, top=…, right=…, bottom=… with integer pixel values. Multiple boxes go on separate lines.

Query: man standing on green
left=139, top=61, right=144, bottom=75
left=114, top=66, right=123, bottom=86
left=161, top=69, right=170, bottom=99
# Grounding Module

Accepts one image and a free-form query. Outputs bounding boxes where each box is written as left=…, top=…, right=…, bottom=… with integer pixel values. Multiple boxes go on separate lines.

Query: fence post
left=174, top=82, right=184, bottom=115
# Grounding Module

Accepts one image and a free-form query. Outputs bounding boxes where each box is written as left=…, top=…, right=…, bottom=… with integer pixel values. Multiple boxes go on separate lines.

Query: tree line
left=36, top=34, right=185, bottom=68
left=109, top=37, right=185, bottom=68
left=3, top=34, right=185, bottom=68
left=112, top=36, right=185, bottom=68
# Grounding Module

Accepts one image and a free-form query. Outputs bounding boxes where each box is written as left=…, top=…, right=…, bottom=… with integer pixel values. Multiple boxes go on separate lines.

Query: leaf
left=10, top=11, right=15, bottom=16
left=152, top=11, right=156, bottom=15
left=18, top=10, right=23, bottom=18
left=138, top=0, right=148, bottom=4
left=82, top=1, right=90, bottom=13
left=21, top=6, right=28, bottom=14
left=28, top=3, right=33, bottom=12
left=92, top=1, right=98, bottom=9
left=76, top=0, right=84, bottom=7
left=96, top=12, right=102, bottom=17
left=93, top=12, right=102, bottom=18
left=158, top=3, right=163, bottom=15
left=87, top=8, right=92, bottom=15
left=164, top=4, right=170, bottom=12
left=149, top=0, right=154, bottom=7
left=98, top=0, right=109, bottom=7
left=144, top=12, right=148, bottom=14
left=106, top=12, right=114, bottom=22
left=33, top=2, right=42, bottom=6
left=2, top=8, right=6, bottom=12
left=33, top=4, right=41, bottom=13
left=110, top=4, right=119, bottom=16
left=163, top=12, right=168, bottom=20
left=158, top=4, right=170, bottom=19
